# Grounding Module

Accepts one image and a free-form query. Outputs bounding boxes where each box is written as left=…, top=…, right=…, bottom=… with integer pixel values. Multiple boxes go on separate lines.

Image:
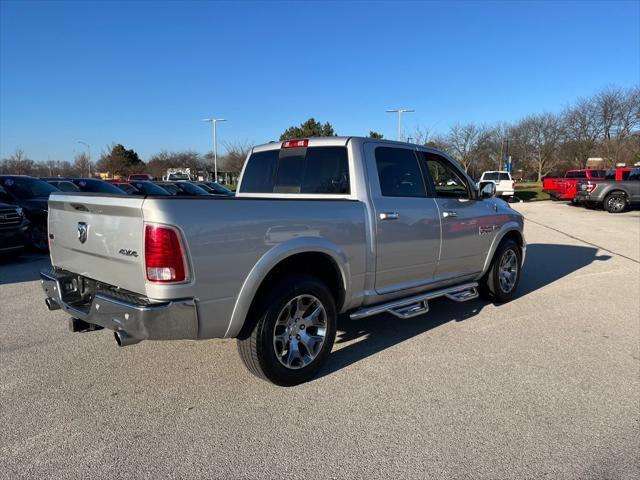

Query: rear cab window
left=240, top=145, right=350, bottom=196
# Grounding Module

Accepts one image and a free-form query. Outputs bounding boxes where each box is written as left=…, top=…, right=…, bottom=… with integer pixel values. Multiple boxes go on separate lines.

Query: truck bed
left=47, top=192, right=368, bottom=338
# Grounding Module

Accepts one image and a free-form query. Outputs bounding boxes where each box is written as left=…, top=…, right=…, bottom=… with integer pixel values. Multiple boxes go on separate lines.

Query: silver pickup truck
left=41, top=137, right=525, bottom=385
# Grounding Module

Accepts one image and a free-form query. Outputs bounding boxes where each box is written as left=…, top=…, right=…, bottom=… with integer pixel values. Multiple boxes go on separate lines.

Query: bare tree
left=220, top=140, right=252, bottom=174
left=444, top=123, right=492, bottom=174
left=562, top=97, right=601, bottom=168
left=2, top=148, right=35, bottom=175
left=73, top=152, right=92, bottom=177
left=410, top=126, right=434, bottom=146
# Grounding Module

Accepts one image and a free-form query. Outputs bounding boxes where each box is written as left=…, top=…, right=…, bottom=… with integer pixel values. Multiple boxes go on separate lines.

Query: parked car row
left=0, top=174, right=234, bottom=255
left=544, top=167, right=640, bottom=213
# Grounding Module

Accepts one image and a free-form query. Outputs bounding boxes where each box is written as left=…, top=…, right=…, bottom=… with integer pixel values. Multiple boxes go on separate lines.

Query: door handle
left=379, top=211, right=400, bottom=220
left=442, top=211, right=458, bottom=218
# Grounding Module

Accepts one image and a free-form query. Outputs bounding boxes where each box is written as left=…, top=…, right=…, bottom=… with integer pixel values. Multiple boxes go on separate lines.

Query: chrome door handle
left=442, top=211, right=458, bottom=218
left=379, top=211, right=400, bottom=220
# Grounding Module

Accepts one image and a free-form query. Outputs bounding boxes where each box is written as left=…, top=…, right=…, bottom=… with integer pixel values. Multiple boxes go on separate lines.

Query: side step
left=350, top=282, right=479, bottom=321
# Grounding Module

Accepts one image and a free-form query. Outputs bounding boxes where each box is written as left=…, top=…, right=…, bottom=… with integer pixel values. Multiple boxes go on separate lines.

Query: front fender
left=223, top=236, right=351, bottom=338
left=479, top=221, right=526, bottom=276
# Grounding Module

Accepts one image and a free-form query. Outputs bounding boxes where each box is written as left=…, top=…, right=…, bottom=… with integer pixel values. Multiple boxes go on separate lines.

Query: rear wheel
left=479, top=239, right=522, bottom=303
left=237, top=274, right=337, bottom=386
left=604, top=193, right=627, bottom=213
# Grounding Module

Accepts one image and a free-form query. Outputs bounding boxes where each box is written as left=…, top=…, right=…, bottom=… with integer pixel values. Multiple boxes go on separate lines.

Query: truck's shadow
left=316, top=243, right=611, bottom=380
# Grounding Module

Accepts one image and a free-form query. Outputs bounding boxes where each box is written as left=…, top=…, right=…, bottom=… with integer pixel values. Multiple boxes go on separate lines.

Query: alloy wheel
left=273, top=294, right=327, bottom=370
left=498, top=249, right=518, bottom=293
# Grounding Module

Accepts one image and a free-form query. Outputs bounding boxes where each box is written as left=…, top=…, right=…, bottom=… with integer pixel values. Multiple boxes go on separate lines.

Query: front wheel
left=479, top=239, right=522, bottom=303
left=237, top=275, right=337, bottom=386
left=604, top=193, right=627, bottom=213
left=30, top=223, right=48, bottom=250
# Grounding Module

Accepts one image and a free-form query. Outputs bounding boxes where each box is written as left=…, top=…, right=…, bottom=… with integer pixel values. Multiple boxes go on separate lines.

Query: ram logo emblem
left=77, top=222, right=88, bottom=244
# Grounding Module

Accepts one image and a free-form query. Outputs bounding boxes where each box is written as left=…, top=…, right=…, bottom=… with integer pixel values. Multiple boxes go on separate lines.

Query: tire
left=237, top=274, right=337, bottom=386
left=30, top=223, right=48, bottom=250
left=604, top=193, right=627, bottom=214
left=479, top=239, right=522, bottom=303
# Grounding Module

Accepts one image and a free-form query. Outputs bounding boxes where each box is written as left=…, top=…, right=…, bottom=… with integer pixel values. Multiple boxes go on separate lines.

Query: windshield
left=132, top=181, right=171, bottom=195
left=114, top=183, right=138, bottom=194
left=73, top=179, right=126, bottom=194
left=1, top=176, right=59, bottom=198
left=157, top=183, right=179, bottom=194
left=168, top=173, right=190, bottom=181
left=205, top=182, right=233, bottom=195
left=51, top=181, right=80, bottom=192
left=129, top=174, right=151, bottom=181
left=590, top=170, right=606, bottom=178
left=177, top=182, right=209, bottom=195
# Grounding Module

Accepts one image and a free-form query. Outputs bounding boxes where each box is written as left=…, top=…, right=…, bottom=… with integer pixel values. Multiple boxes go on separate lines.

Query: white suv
left=479, top=171, right=515, bottom=197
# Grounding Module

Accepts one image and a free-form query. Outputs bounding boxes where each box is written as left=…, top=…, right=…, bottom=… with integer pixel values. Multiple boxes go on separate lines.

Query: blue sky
left=1, top=0, right=638, bottom=161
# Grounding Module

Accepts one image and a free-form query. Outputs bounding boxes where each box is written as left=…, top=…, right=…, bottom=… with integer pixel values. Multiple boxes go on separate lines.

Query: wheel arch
left=224, top=237, right=350, bottom=338
left=480, top=224, right=526, bottom=277
left=605, top=189, right=629, bottom=198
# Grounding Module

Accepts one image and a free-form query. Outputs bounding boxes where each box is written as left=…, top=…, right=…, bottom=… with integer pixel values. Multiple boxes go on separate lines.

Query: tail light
left=144, top=224, right=188, bottom=283
left=580, top=182, right=596, bottom=193
left=282, top=139, right=308, bottom=148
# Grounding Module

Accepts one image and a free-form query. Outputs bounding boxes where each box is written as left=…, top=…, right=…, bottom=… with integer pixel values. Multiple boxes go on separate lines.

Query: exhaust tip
left=45, top=298, right=61, bottom=311
left=114, top=331, right=142, bottom=347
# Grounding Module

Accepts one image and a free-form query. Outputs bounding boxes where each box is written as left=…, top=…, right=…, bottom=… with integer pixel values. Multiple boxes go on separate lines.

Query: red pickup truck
left=543, top=169, right=607, bottom=200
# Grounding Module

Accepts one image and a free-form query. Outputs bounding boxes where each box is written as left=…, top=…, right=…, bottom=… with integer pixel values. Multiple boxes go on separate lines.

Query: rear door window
left=242, top=147, right=349, bottom=194
left=374, top=147, right=426, bottom=198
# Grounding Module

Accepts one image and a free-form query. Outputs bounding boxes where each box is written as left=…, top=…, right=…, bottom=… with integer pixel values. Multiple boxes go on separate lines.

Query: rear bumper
left=40, top=269, right=199, bottom=341
left=497, top=190, right=515, bottom=197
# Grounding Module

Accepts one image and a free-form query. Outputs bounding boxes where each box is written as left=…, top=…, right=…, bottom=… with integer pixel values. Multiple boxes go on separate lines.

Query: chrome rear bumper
left=41, top=270, right=198, bottom=342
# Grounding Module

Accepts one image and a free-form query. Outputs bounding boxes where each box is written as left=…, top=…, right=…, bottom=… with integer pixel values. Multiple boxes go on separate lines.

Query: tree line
left=412, top=85, right=639, bottom=180
left=1, top=85, right=638, bottom=182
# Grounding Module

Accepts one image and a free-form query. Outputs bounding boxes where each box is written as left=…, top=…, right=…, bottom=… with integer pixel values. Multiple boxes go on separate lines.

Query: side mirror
left=479, top=182, right=496, bottom=199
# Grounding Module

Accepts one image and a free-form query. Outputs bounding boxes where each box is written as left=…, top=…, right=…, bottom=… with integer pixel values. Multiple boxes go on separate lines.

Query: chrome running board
left=350, top=282, right=479, bottom=320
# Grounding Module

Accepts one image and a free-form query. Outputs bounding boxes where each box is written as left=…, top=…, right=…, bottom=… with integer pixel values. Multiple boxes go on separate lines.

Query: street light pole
left=77, top=141, right=91, bottom=176
left=386, top=108, right=415, bottom=141
left=203, top=118, right=227, bottom=181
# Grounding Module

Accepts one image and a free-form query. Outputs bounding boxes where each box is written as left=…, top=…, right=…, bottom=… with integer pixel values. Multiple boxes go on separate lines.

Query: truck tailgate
left=48, top=193, right=147, bottom=295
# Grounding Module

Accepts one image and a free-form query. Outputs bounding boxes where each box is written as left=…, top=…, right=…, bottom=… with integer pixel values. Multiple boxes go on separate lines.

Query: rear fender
left=224, top=237, right=351, bottom=338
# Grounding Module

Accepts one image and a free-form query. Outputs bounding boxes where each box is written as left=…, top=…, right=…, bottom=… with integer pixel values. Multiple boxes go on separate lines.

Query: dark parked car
left=70, top=178, right=127, bottom=194
left=129, top=181, right=172, bottom=196
left=196, top=181, right=235, bottom=196
left=42, top=179, right=81, bottom=192
left=0, top=195, right=30, bottom=258
left=155, top=181, right=210, bottom=196
left=0, top=175, right=59, bottom=250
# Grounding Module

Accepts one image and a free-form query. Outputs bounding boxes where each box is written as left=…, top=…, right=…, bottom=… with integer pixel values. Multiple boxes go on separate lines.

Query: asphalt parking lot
left=0, top=202, right=638, bottom=480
